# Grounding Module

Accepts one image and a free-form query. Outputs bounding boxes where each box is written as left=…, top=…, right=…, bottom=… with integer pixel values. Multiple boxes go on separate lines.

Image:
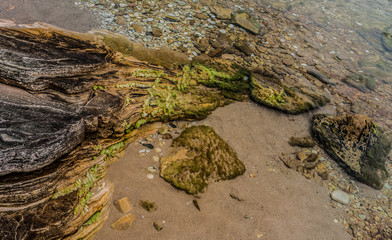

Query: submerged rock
left=160, top=126, right=245, bottom=195
left=331, top=189, right=350, bottom=205
left=231, top=10, right=263, bottom=35
left=312, top=114, right=391, bottom=189
left=381, top=25, right=392, bottom=52
left=250, top=71, right=330, bottom=114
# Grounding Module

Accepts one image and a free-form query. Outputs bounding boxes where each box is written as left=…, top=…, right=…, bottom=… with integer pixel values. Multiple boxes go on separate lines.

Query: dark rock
left=312, top=114, right=390, bottom=189
left=192, top=199, right=200, bottom=211
left=152, top=27, right=163, bottom=37
left=140, top=200, right=158, bottom=212
left=153, top=222, right=163, bottom=231
left=0, top=84, right=84, bottom=176
left=381, top=25, right=392, bottom=52
left=162, top=133, right=173, bottom=139
left=160, top=126, right=245, bottom=195
left=142, top=143, right=154, bottom=149
left=169, top=123, right=177, bottom=128
left=307, top=68, right=336, bottom=86
left=234, top=40, right=253, bottom=56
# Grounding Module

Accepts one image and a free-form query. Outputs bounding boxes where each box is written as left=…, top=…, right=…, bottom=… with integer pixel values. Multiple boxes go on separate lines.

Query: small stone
left=158, top=126, right=168, bottom=135
left=146, top=166, right=157, bottom=173
left=315, top=163, right=329, bottom=180
left=155, top=148, right=162, bottom=153
left=153, top=156, right=160, bottom=162
left=140, top=200, right=158, bottom=212
left=115, top=197, right=133, bottom=214
left=142, top=143, right=154, bottom=149
left=331, top=189, right=350, bottom=205
left=116, top=16, right=127, bottom=26
left=153, top=222, right=163, bottom=231
left=147, top=174, right=154, bottom=179
left=162, top=133, right=173, bottom=139
left=132, top=23, right=144, bottom=33
left=358, top=214, right=366, bottom=220
left=195, top=13, right=209, bottom=20
left=210, top=6, right=233, bottom=20
left=111, top=214, right=135, bottom=230
left=297, top=151, right=308, bottom=161
left=289, top=136, right=316, bottom=148
left=165, top=14, right=180, bottom=22
left=152, top=28, right=163, bottom=37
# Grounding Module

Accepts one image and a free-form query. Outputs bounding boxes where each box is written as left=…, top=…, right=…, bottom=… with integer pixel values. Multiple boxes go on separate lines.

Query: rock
left=195, top=37, right=210, bottom=52
left=153, top=222, right=163, bottom=231
left=282, top=56, right=294, bottom=66
left=315, top=163, right=329, bottom=180
left=115, top=197, right=133, bottom=213
left=234, top=40, right=253, bottom=56
left=343, top=73, right=375, bottom=92
left=297, top=152, right=308, bottom=161
left=142, top=143, right=154, bottom=149
left=312, top=114, right=391, bottom=189
left=162, top=133, right=173, bottom=139
left=140, top=200, right=158, bottom=212
left=165, top=14, right=180, bottom=22
left=194, top=13, right=209, bottom=20
left=307, top=69, right=336, bottom=86
left=115, top=16, right=127, bottom=26
left=132, top=23, right=144, bottom=33
left=381, top=25, right=392, bottom=52
left=231, top=10, right=263, bottom=35
left=289, top=136, right=316, bottom=148
left=160, top=126, right=245, bottom=195
left=251, top=71, right=330, bottom=114
left=152, top=27, right=163, bottom=37
left=111, top=214, right=135, bottom=230
left=331, top=190, right=350, bottom=205
left=210, top=6, right=233, bottom=20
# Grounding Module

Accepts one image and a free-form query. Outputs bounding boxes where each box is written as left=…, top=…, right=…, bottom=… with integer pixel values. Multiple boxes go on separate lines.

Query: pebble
left=219, top=29, right=227, bottom=34
left=155, top=148, right=162, bottom=153
left=147, top=174, right=154, bottom=179
left=331, top=189, right=350, bottom=205
left=153, top=156, right=160, bottom=162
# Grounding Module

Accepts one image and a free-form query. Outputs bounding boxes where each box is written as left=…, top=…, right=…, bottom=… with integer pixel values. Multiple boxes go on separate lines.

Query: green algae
left=100, top=141, right=125, bottom=158
left=160, top=126, right=245, bottom=195
left=81, top=211, right=101, bottom=228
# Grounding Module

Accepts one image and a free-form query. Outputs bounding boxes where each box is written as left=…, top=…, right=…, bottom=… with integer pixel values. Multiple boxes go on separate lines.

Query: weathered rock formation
left=312, top=114, right=391, bottom=189
left=0, top=20, right=332, bottom=239
left=160, top=126, right=245, bottom=195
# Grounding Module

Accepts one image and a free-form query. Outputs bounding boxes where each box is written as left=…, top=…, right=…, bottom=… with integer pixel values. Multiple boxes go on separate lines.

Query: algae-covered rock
left=160, top=126, right=245, bottom=195
left=381, top=25, right=392, bottom=52
left=231, top=10, right=263, bottom=35
left=251, top=72, right=330, bottom=114
left=312, top=114, right=391, bottom=189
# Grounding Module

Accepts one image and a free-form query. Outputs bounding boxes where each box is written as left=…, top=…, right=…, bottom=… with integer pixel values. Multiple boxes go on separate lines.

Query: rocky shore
left=0, top=0, right=391, bottom=239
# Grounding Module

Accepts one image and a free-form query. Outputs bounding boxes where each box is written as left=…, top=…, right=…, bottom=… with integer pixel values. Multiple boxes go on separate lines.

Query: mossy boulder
left=250, top=72, right=330, bottom=114
left=312, top=114, right=391, bottom=189
left=160, top=126, right=245, bottom=195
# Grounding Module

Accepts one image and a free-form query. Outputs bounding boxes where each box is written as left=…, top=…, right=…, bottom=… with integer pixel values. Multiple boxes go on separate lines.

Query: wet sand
left=95, top=102, right=351, bottom=240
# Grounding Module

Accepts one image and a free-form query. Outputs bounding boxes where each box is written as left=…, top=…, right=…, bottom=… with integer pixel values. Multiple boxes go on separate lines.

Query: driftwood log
left=0, top=21, right=330, bottom=239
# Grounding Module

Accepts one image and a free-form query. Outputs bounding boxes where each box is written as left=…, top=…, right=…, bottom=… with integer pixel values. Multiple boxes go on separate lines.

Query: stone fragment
left=210, top=6, right=233, bottom=20
left=152, top=27, right=163, bottom=37
left=315, top=163, right=329, bottom=180
left=115, top=197, right=133, bottom=214
left=231, top=10, right=263, bottom=35
left=132, top=23, right=144, bottom=33
left=153, top=222, right=163, bottom=231
left=297, top=152, right=308, bottom=161
left=289, top=136, right=316, bottom=148
left=160, top=126, right=245, bottom=195
left=195, top=13, right=209, bottom=20
left=331, top=189, right=350, bottom=205
left=111, top=214, right=135, bottom=230
left=312, top=114, right=391, bottom=189
left=140, top=200, right=158, bottom=212
left=115, top=16, right=127, bottom=26
left=381, top=25, right=392, bottom=52
left=165, top=14, right=180, bottom=22
left=234, top=40, right=253, bottom=56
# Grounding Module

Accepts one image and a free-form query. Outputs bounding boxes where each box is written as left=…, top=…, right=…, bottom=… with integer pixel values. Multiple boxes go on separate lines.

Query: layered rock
left=312, top=114, right=391, bottom=189
left=0, top=20, right=334, bottom=239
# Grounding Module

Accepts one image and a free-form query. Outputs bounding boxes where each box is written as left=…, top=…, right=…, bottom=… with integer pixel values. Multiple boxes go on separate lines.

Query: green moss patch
left=160, top=126, right=245, bottom=195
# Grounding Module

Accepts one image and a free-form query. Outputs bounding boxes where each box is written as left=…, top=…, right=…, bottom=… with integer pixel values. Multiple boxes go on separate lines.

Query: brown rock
left=152, top=28, right=163, bottom=37
left=111, top=214, right=135, bottom=230
left=115, top=16, right=127, bottom=26
left=234, top=40, right=253, bottom=56
left=195, top=13, right=209, bottom=20
left=132, top=23, right=144, bottom=33
left=282, top=56, right=294, bottom=66
left=210, top=6, right=233, bottom=20
left=195, top=37, right=210, bottom=52
left=288, top=136, right=316, bottom=148
left=115, top=197, right=133, bottom=214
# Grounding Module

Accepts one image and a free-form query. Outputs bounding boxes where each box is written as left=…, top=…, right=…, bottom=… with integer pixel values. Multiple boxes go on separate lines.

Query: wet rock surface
left=160, top=126, right=245, bottom=195
left=312, top=114, right=391, bottom=189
